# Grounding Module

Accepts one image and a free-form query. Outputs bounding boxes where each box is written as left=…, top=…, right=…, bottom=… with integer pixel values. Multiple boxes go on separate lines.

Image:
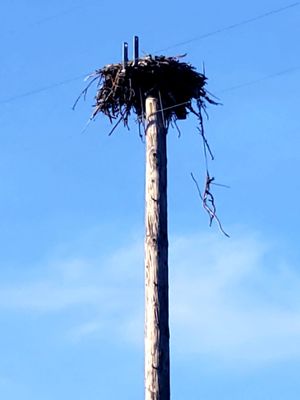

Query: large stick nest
left=74, top=55, right=228, bottom=236
left=75, top=55, right=218, bottom=133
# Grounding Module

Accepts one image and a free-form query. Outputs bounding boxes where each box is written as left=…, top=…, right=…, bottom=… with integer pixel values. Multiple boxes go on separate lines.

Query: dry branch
left=75, top=55, right=218, bottom=133
left=75, top=54, right=228, bottom=236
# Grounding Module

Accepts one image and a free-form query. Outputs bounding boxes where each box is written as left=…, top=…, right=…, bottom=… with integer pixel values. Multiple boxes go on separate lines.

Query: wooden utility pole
left=76, top=37, right=219, bottom=399
left=145, top=97, right=170, bottom=400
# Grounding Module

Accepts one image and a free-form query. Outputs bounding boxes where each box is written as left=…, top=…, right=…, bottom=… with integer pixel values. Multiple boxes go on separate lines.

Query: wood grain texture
left=145, top=97, right=170, bottom=400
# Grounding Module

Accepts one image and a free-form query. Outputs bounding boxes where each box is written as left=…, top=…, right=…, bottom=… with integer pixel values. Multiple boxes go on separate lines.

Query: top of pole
left=81, top=53, right=214, bottom=125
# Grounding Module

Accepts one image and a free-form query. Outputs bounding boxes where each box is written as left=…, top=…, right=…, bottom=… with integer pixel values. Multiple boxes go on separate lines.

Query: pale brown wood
left=145, top=97, right=170, bottom=400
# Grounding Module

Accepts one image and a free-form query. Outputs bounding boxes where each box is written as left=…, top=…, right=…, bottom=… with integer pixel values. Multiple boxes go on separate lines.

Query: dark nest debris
left=74, top=54, right=228, bottom=236
left=74, top=54, right=218, bottom=135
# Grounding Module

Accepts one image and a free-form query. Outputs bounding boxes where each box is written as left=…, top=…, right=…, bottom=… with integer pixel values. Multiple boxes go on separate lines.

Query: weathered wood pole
left=145, top=97, right=170, bottom=400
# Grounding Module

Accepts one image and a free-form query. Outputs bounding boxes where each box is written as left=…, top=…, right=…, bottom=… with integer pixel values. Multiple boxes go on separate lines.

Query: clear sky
left=1, top=1, right=300, bottom=399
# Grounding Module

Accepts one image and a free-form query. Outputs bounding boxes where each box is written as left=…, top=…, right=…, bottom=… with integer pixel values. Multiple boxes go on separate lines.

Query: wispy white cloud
left=69, top=319, right=104, bottom=342
left=1, top=229, right=300, bottom=364
left=0, top=237, right=145, bottom=345
left=170, top=233, right=300, bottom=363
left=0, top=240, right=143, bottom=313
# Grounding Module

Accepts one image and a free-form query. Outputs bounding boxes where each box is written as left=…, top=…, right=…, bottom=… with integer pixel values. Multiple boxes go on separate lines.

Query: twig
left=197, top=126, right=214, bottom=161
left=191, top=172, right=229, bottom=238
left=72, top=76, right=99, bottom=110
left=108, top=114, right=124, bottom=136
left=173, top=119, right=182, bottom=138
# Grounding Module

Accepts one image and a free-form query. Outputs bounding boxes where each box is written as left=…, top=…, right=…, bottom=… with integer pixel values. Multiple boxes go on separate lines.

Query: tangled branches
left=191, top=173, right=230, bottom=238
left=74, top=55, right=218, bottom=133
left=74, top=54, right=228, bottom=236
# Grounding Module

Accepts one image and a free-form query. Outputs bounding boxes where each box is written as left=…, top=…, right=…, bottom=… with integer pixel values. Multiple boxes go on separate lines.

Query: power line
left=1, top=64, right=299, bottom=107
left=7, top=2, right=101, bottom=36
left=0, top=2, right=299, bottom=106
left=155, top=2, right=300, bottom=53
left=217, top=66, right=300, bottom=93
left=0, top=74, right=87, bottom=105
left=29, top=5, right=85, bottom=26
left=150, top=66, right=300, bottom=115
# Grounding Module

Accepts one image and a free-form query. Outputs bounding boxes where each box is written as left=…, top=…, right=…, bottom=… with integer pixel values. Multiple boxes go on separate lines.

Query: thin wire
left=1, top=64, right=299, bottom=107
left=218, top=66, right=300, bottom=93
left=7, top=2, right=101, bottom=35
left=0, top=2, right=299, bottom=106
left=158, top=90, right=166, bottom=128
left=0, top=74, right=87, bottom=105
left=28, top=5, right=85, bottom=26
left=147, top=65, right=300, bottom=115
left=155, top=2, right=300, bottom=53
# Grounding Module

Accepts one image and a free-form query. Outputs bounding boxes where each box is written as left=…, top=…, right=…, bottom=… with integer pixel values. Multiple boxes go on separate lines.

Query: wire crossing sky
left=0, top=1, right=300, bottom=400
left=0, top=1, right=298, bottom=105
left=155, top=1, right=300, bottom=52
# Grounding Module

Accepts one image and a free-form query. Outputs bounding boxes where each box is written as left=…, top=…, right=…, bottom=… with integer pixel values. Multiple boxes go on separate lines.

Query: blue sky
left=1, top=0, right=300, bottom=399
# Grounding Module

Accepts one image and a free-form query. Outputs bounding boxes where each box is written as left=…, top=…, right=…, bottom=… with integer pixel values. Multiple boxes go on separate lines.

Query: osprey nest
left=75, top=55, right=218, bottom=135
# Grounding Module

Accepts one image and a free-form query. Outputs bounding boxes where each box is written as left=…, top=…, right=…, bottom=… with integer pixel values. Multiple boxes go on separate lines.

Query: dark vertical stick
left=133, top=35, right=139, bottom=66
left=122, top=42, right=128, bottom=71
